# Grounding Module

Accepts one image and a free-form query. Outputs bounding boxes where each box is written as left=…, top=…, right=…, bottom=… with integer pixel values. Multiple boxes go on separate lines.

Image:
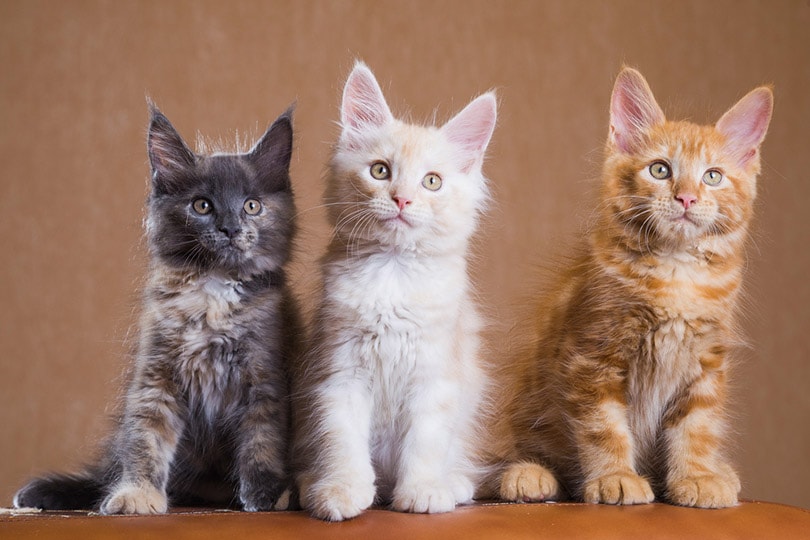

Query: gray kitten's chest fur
left=146, top=271, right=262, bottom=422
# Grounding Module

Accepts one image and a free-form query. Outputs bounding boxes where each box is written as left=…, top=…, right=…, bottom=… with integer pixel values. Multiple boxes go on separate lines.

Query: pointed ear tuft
left=442, top=92, right=497, bottom=173
left=248, top=105, right=294, bottom=191
left=715, top=86, right=773, bottom=169
left=147, top=102, right=195, bottom=193
left=340, top=61, right=394, bottom=135
left=609, top=67, right=666, bottom=153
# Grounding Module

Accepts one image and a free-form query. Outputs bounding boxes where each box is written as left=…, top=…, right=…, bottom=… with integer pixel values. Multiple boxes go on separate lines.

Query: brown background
left=1, top=0, right=808, bottom=509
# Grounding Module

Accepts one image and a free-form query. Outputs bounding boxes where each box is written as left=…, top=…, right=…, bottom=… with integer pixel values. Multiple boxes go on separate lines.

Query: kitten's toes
left=668, top=472, right=740, bottom=508
left=300, top=475, right=375, bottom=521
left=239, top=473, right=290, bottom=512
left=584, top=472, right=653, bottom=505
left=100, top=482, right=167, bottom=515
left=500, top=462, right=560, bottom=502
left=392, top=483, right=457, bottom=514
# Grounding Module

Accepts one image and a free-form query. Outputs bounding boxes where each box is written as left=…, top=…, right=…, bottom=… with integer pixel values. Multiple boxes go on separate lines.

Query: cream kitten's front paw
left=392, top=482, right=458, bottom=514
left=584, top=472, right=654, bottom=505
left=100, top=482, right=167, bottom=515
left=668, top=470, right=740, bottom=508
left=500, top=462, right=560, bottom=502
left=301, top=475, right=376, bottom=522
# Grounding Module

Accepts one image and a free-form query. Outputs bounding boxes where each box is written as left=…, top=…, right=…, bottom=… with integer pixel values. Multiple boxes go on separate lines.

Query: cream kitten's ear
left=442, top=92, right=497, bottom=172
left=341, top=61, right=394, bottom=134
left=716, top=86, right=773, bottom=170
left=609, top=67, right=665, bottom=153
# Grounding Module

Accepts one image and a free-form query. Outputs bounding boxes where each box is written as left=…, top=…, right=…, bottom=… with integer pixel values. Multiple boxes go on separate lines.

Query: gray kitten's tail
left=13, top=472, right=106, bottom=510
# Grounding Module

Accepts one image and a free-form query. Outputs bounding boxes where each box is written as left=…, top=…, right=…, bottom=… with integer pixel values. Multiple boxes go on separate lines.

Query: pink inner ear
left=715, top=87, right=773, bottom=167
left=610, top=68, right=665, bottom=153
left=341, top=63, right=393, bottom=130
left=442, top=92, right=497, bottom=156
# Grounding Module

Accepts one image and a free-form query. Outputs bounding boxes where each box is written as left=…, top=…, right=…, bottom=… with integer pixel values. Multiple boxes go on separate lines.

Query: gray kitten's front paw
left=100, top=482, right=167, bottom=514
left=239, top=472, right=290, bottom=512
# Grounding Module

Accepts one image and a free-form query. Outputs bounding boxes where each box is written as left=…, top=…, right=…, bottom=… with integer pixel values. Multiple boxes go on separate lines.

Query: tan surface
left=1, top=0, right=808, bottom=509
left=1, top=502, right=809, bottom=540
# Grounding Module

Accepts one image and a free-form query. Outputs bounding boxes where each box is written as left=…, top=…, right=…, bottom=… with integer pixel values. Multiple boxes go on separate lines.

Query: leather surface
left=1, top=501, right=808, bottom=540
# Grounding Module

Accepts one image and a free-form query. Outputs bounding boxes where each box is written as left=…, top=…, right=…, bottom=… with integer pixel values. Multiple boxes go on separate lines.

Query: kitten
left=13, top=104, right=301, bottom=514
left=292, top=62, right=497, bottom=521
left=494, top=68, right=772, bottom=508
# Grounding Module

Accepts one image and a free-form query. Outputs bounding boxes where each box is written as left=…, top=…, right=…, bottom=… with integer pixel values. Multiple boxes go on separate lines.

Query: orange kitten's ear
left=609, top=67, right=665, bottom=153
left=340, top=61, right=394, bottom=138
left=442, top=92, right=497, bottom=172
left=715, top=86, right=773, bottom=170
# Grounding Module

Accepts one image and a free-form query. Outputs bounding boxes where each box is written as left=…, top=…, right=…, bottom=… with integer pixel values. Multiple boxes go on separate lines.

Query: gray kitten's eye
left=702, top=169, right=723, bottom=187
left=421, top=173, right=442, bottom=191
left=649, top=161, right=672, bottom=180
left=243, top=199, right=262, bottom=215
left=370, top=161, right=391, bottom=180
left=193, top=198, right=212, bottom=215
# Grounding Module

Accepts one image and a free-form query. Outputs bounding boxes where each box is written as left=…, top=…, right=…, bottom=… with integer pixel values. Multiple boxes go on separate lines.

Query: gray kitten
left=14, top=104, right=301, bottom=513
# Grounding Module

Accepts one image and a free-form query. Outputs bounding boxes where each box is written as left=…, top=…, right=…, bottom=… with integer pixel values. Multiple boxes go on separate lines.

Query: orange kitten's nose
left=392, top=195, right=411, bottom=211
left=675, top=193, right=698, bottom=209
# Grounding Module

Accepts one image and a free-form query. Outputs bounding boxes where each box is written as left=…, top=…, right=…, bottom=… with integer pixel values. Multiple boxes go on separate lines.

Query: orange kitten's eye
left=702, top=169, right=723, bottom=187
left=421, top=173, right=442, bottom=191
left=370, top=161, right=391, bottom=180
left=193, top=198, right=212, bottom=215
left=649, top=161, right=672, bottom=180
left=243, top=199, right=262, bottom=215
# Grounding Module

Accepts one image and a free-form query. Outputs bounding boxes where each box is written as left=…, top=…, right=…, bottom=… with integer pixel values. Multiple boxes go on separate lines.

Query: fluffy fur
left=14, top=104, right=301, bottom=514
left=292, top=62, right=497, bottom=521
left=492, top=68, right=773, bottom=509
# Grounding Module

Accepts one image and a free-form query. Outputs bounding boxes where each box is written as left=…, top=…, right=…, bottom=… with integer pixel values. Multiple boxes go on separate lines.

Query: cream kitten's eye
left=702, top=169, right=723, bottom=187
left=649, top=161, right=672, bottom=180
left=193, top=198, right=213, bottom=215
left=370, top=161, right=391, bottom=180
left=243, top=199, right=262, bottom=215
left=422, top=173, right=442, bottom=191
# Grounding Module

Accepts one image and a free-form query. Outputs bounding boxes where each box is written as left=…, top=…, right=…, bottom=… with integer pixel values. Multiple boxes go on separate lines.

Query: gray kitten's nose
left=219, top=225, right=242, bottom=238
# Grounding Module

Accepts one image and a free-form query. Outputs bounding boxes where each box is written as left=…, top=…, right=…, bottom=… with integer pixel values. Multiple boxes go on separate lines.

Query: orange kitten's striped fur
left=494, top=68, right=773, bottom=508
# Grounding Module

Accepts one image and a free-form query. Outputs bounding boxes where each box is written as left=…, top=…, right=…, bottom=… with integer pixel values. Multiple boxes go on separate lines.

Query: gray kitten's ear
left=248, top=105, right=294, bottom=192
left=147, top=102, right=196, bottom=194
left=609, top=67, right=666, bottom=153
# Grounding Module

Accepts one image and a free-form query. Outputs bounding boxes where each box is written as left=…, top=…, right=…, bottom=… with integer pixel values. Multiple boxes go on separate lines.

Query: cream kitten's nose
left=392, top=195, right=412, bottom=210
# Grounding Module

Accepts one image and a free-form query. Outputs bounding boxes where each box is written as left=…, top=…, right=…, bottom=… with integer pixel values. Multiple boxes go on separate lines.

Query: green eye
left=193, top=198, right=212, bottom=215
left=702, top=169, right=723, bottom=187
left=649, top=161, right=672, bottom=180
left=243, top=198, right=262, bottom=215
left=370, top=161, right=390, bottom=180
left=421, top=173, right=442, bottom=191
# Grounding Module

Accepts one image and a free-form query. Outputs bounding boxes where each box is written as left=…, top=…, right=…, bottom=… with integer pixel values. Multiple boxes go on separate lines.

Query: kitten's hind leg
left=500, top=462, right=560, bottom=502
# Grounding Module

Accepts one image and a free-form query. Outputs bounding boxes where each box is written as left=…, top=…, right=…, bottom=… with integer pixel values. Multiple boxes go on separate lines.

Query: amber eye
left=649, top=161, right=672, bottom=180
left=243, top=199, right=262, bottom=215
left=370, top=161, right=391, bottom=180
left=421, top=173, right=442, bottom=191
left=702, top=169, right=723, bottom=187
left=192, top=198, right=212, bottom=215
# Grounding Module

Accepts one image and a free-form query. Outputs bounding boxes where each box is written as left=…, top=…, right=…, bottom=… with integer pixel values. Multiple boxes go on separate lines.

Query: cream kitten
left=292, top=62, right=497, bottom=521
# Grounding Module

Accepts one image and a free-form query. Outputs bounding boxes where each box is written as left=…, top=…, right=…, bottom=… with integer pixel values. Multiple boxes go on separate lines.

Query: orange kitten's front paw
left=668, top=472, right=740, bottom=508
left=500, top=462, right=560, bottom=502
left=584, top=472, right=653, bottom=505
left=100, top=482, right=168, bottom=515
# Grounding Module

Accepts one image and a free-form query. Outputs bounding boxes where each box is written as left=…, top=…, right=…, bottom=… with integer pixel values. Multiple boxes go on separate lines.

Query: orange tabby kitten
left=494, top=68, right=773, bottom=508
